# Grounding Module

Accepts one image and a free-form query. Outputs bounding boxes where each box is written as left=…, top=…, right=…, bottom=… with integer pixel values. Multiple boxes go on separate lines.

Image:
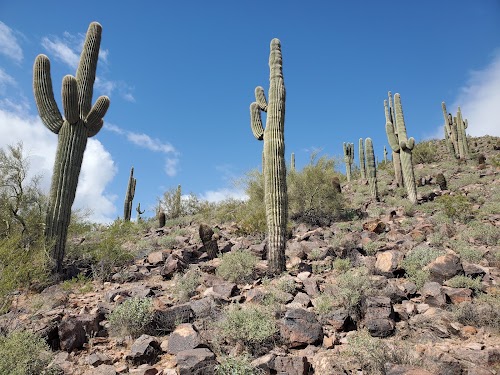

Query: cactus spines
left=393, top=93, right=417, bottom=204
left=359, top=138, right=366, bottom=180
left=249, top=38, right=287, bottom=275
left=34, top=22, right=110, bottom=274
left=124, top=167, right=136, bottom=221
left=365, top=138, right=379, bottom=201
left=199, top=223, right=219, bottom=259
left=385, top=94, right=403, bottom=187
left=290, top=152, right=295, bottom=171
left=343, top=142, right=354, bottom=182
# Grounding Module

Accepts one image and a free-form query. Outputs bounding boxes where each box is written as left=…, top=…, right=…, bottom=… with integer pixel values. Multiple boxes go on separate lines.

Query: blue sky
left=1, top=1, right=499, bottom=223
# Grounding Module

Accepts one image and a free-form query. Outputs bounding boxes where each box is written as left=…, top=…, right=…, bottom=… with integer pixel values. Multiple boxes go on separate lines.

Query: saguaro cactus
left=290, top=152, right=295, bottom=171
left=383, top=146, right=388, bottom=163
left=33, top=22, right=110, bottom=274
left=385, top=92, right=403, bottom=187
left=249, top=38, right=287, bottom=275
left=365, top=138, right=378, bottom=201
left=343, top=142, right=354, bottom=182
left=456, top=107, right=470, bottom=160
left=389, top=94, right=417, bottom=204
left=442, top=102, right=459, bottom=159
left=124, top=167, right=136, bottom=221
left=359, top=138, right=366, bottom=180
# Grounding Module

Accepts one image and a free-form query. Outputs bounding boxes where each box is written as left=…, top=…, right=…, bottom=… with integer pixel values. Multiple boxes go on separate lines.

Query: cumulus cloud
left=199, top=188, right=248, bottom=203
left=41, top=35, right=80, bottom=69
left=451, top=51, right=500, bottom=137
left=0, top=108, right=118, bottom=223
left=0, top=21, right=23, bottom=63
left=0, top=68, right=17, bottom=93
left=106, top=123, right=179, bottom=176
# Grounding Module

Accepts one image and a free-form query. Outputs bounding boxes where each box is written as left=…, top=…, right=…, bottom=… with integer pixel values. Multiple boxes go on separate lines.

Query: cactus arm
left=386, top=121, right=400, bottom=152
left=255, top=86, right=268, bottom=111
left=250, top=102, right=264, bottom=140
left=86, top=96, right=110, bottom=136
left=62, top=75, right=80, bottom=124
left=365, top=138, right=378, bottom=200
left=76, top=22, right=102, bottom=118
left=33, top=55, right=64, bottom=134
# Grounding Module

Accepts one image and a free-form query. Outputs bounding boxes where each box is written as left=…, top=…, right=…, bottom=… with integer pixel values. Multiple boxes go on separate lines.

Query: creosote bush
left=446, top=275, right=483, bottom=293
left=216, top=249, right=258, bottom=283
left=402, top=246, right=444, bottom=290
left=436, top=194, right=473, bottom=222
left=108, top=297, right=154, bottom=338
left=174, top=267, right=201, bottom=302
left=215, top=355, right=263, bottom=375
left=0, top=330, right=56, bottom=375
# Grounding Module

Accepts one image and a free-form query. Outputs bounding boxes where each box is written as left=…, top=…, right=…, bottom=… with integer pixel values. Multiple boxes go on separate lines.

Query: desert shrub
left=233, top=170, right=267, bottom=235
left=287, top=154, right=346, bottom=225
left=216, top=249, right=258, bottom=283
left=60, top=274, right=92, bottom=294
left=449, top=240, right=483, bottom=263
left=412, top=141, right=438, bottom=164
left=333, top=258, right=351, bottom=272
left=215, top=355, right=263, bottom=375
left=108, top=297, right=154, bottom=338
left=0, top=330, right=55, bottom=375
left=217, top=304, right=277, bottom=347
left=275, top=275, right=296, bottom=294
left=446, top=275, right=483, bottom=293
left=460, top=220, right=500, bottom=246
left=402, top=246, right=444, bottom=290
left=344, top=330, right=421, bottom=375
left=453, top=293, right=500, bottom=331
left=435, top=194, right=473, bottom=222
left=174, top=267, right=201, bottom=302
left=335, top=267, right=371, bottom=319
left=313, top=293, right=335, bottom=315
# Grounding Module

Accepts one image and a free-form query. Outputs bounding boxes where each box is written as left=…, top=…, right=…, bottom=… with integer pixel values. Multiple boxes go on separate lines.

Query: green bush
left=402, top=246, right=444, bottom=290
left=234, top=170, right=267, bottom=235
left=287, top=154, right=345, bottom=225
left=215, top=355, right=262, bottom=375
left=333, top=258, right=351, bottom=272
left=436, top=194, right=473, bottom=222
left=453, top=293, right=500, bottom=331
left=446, top=275, right=483, bottom=293
left=108, top=297, right=154, bottom=338
left=335, top=267, right=371, bottom=318
left=217, top=304, right=277, bottom=346
left=412, top=141, right=438, bottom=164
left=174, top=267, right=201, bottom=302
left=450, top=240, right=483, bottom=263
left=216, top=249, right=258, bottom=283
left=0, top=330, right=55, bottom=375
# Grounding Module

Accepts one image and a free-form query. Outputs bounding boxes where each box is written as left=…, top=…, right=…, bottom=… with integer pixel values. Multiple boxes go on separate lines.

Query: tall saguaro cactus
left=456, top=107, right=470, bottom=160
left=359, top=138, right=366, bottom=180
left=388, top=94, right=417, bottom=204
left=33, top=22, right=110, bottom=274
left=290, top=152, right=295, bottom=171
left=365, top=138, right=378, bottom=201
left=385, top=92, right=403, bottom=187
left=249, top=38, right=287, bottom=275
left=442, top=102, right=469, bottom=160
left=124, top=167, right=136, bottom=222
left=343, top=142, right=354, bottom=182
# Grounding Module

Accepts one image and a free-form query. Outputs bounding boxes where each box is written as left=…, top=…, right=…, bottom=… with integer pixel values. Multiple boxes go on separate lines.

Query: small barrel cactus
left=199, top=223, right=219, bottom=259
left=435, top=173, right=447, bottom=191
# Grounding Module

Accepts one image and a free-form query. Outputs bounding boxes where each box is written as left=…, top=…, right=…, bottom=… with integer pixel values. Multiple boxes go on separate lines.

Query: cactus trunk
left=33, top=22, right=110, bottom=274
left=124, top=167, right=136, bottom=221
left=386, top=92, right=404, bottom=187
left=249, top=39, right=287, bottom=275
left=365, top=138, right=378, bottom=201
left=343, top=142, right=354, bottom=182
left=359, top=138, right=366, bottom=180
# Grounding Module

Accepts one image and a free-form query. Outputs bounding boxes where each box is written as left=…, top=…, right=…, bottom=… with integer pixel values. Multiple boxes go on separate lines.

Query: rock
left=274, top=356, right=309, bottom=375
left=426, top=253, right=463, bottom=284
left=59, top=313, right=103, bottom=351
left=302, top=277, right=319, bottom=297
left=166, top=323, right=202, bottom=354
left=126, top=335, right=161, bottom=365
left=147, top=250, right=168, bottom=265
left=175, top=348, right=216, bottom=375
left=375, top=250, right=403, bottom=275
left=152, top=303, right=193, bottom=333
left=87, top=351, right=112, bottom=366
left=83, top=364, right=117, bottom=375
left=251, top=353, right=276, bottom=373
left=365, top=318, right=395, bottom=338
left=129, top=365, right=159, bottom=375
left=385, top=364, right=434, bottom=375
left=212, top=282, right=237, bottom=299
left=421, top=282, right=446, bottom=307
left=291, top=292, right=311, bottom=308
left=362, top=296, right=395, bottom=337
left=321, top=308, right=350, bottom=332
left=363, top=219, right=387, bottom=234
left=280, top=308, right=323, bottom=347
left=160, top=254, right=187, bottom=279
left=189, top=297, right=215, bottom=319
left=442, top=286, right=473, bottom=304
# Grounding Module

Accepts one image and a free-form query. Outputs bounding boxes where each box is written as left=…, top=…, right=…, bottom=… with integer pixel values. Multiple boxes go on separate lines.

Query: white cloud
left=0, top=68, right=17, bottom=93
left=107, top=123, right=179, bottom=176
left=199, top=188, right=248, bottom=203
left=0, top=108, right=118, bottom=223
left=451, top=51, right=500, bottom=137
left=0, top=22, right=23, bottom=63
left=41, top=36, right=80, bottom=69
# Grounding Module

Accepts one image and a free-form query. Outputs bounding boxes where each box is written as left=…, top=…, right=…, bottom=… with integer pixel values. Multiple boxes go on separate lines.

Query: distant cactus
left=199, top=223, right=219, bottom=259
left=290, top=152, right=295, bottom=171
left=172, top=184, right=182, bottom=219
left=442, top=102, right=459, bottom=159
left=435, top=173, right=447, bottom=190
left=390, top=93, right=417, bottom=204
left=365, top=138, right=378, bottom=201
left=158, top=211, right=166, bottom=228
left=359, top=138, right=366, bottom=180
left=136, top=202, right=145, bottom=221
left=456, top=107, right=470, bottom=160
left=124, top=167, right=136, bottom=222
left=249, top=38, right=287, bottom=274
left=385, top=92, right=403, bottom=187
left=383, top=146, right=388, bottom=163
left=343, top=142, right=354, bottom=182
left=33, top=22, right=110, bottom=274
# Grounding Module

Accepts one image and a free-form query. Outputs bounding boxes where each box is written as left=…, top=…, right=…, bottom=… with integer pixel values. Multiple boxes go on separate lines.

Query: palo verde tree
left=33, top=22, right=110, bottom=274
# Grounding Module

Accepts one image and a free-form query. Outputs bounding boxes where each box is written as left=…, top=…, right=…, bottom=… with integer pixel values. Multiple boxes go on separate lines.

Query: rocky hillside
left=0, top=136, right=499, bottom=375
